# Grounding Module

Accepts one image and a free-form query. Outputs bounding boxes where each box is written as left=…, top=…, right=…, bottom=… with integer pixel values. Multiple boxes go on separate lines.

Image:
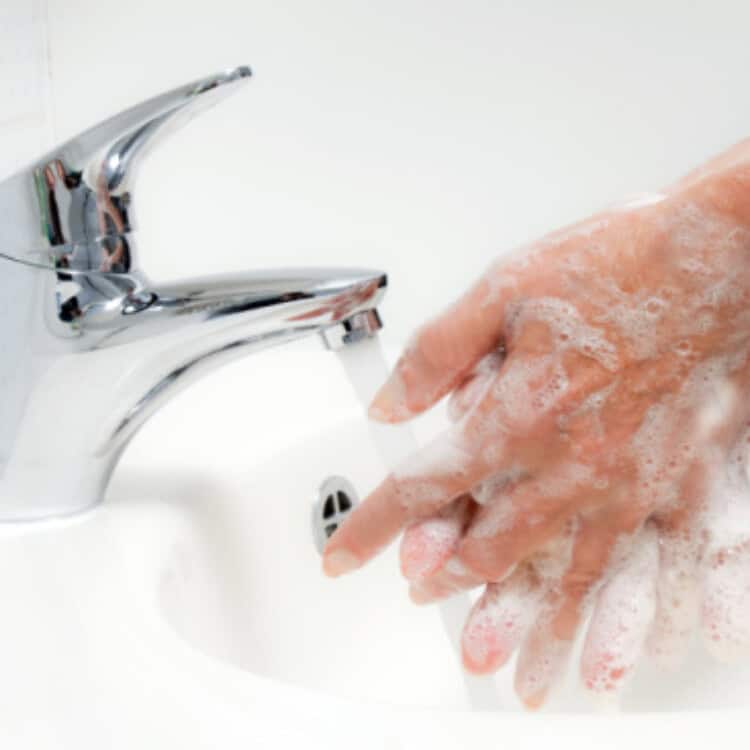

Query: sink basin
left=1, top=343, right=748, bottom=747
left=158, top=415, right=477, bottom=710
left=152, top=347, right=750, bottom=714
left=158, top=415, right=750, bottom=714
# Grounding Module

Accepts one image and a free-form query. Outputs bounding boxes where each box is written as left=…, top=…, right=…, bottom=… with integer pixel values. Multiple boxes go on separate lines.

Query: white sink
left=2, top=344, right=749, bottom=748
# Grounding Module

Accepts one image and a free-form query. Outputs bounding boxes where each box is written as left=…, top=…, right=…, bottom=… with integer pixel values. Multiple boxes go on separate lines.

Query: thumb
left=369, top=268, right=513, bottom=423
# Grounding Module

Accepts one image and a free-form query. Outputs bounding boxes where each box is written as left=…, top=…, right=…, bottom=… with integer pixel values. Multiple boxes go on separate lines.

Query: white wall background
left=0, top=2, right=53, bottom=177
left=6, top=0, right=750, bottom=343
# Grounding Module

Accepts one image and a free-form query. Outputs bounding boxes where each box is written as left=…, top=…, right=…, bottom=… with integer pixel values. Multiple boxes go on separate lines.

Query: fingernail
left=521, top=692, right=546, bottom=711
left=368, top=370, right=409, bottom=423
left=462, top=649, right=506, bottom=675
left=462, top=628, right=510, bottom=675
left=322, top=549, right=361, bottom=578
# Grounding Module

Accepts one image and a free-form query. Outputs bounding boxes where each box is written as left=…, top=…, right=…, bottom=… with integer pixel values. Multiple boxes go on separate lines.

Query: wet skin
left=323, top=140, right=750, bottom=707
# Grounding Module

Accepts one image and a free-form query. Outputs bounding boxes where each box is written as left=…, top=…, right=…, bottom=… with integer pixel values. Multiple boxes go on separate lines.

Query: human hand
left=397, top=431, right=750, bottom=705
left=322, top=139, right=750, bottom=706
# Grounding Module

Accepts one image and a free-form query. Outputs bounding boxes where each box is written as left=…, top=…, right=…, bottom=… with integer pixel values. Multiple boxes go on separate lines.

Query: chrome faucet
left=0, top=66, right=386, bottom=521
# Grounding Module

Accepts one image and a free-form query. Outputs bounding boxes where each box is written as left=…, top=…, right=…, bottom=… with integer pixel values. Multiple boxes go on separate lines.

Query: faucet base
left=0, top=65, right=389, bottom=521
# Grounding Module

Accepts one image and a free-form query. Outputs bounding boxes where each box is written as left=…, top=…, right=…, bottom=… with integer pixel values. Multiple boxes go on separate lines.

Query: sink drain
left=312, top=476, right=359, bottom=554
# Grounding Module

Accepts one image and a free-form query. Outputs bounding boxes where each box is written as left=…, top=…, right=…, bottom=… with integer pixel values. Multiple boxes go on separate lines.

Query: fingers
left=447, top=352, right=505, bottom=424
left=552, top=503, right=643, bottom=641
left=458, top=477, right=580, bottom=583
left=646, top=528, right=700, bottom=668
left=510, top=509, right=628, bottom=709
left=400, top=496, right=485, bottom=605
left=701, top=540, right=750, bottom=661
left=324, top=349, right=545, bottom=578
left=700, top=488, right=750, bottom=663
left=400, top=496, right=474, bottom=582
left=331, top=346, right=592, bottom=582
left=699, top=427, right=750, bottom=660
left=509, top=504, right=639, bottom=710
left=408, top=556, right=484, bottom=604
left=369, top=269, right=515, bottom=423
left=461, top=565, right=541, bottom=674
left=581, top=524, right=659, bottom=696
left=322, top=430, right=489, bottom=576
left=512, top=507, right=638, bottom=710
left=458, top=347, right=592, bottom=468
left=514, top=605, right=575, bottom=710
left=646, top=457, right=712, bottom=667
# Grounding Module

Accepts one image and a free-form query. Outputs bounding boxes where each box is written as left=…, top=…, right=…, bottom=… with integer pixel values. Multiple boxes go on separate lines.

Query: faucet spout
left=0, top=68, right=388, bottom=521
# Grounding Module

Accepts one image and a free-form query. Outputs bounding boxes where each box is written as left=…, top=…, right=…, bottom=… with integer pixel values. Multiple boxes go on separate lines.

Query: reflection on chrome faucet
left=36, top=154, right=133, bottom=325
left=0, top=66, right=387, bottom=521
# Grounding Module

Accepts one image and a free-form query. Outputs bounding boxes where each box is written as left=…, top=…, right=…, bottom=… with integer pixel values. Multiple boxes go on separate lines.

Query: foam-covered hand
left=323, top=140, right=750, bottom=706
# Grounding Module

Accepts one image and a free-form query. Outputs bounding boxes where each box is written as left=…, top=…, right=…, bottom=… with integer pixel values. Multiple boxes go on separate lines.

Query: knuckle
left=561, top=566, right=601, bottom=602
left=458, top=537, right=510, bottom=582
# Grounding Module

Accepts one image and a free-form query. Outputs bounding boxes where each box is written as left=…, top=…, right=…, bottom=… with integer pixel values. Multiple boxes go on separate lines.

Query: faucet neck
left=0, top=67, right=388, bottom=522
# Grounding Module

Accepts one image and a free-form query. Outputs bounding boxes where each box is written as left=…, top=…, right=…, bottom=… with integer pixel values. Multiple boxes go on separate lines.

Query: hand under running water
left=322, top=139, right=750, bottom=708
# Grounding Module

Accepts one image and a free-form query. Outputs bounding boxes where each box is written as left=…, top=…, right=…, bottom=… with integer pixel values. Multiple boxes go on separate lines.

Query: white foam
left=515, top=622, right=573, bottom=706
left=647, top=530, right=701, bottom=669
left=462, top=569, right=540, bottom=668
left=582, top=526, right=658, bottom=695
left=507, top=297, right=619, bottom=372
left=401, top=511, right=464, bottom=582
left=532, top=462, right=593, bottom=499
left=391, top=430, right=473, bottom=484
left=488, top=354, right=574, bottom=434
left=339, top=172, right=750, bottom=701
left=702, top=535, right=750, bottom=661
left=468, top=499, right=519, bottom=540
left=447, top=351, right=504, bottom=423
left=532, top=518, right=579, bottom=583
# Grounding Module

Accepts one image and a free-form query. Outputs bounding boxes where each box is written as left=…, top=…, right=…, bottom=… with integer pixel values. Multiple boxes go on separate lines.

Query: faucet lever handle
left=64, top=65, right=252, bottom=195
left=0, top=66, right=252, bottom=263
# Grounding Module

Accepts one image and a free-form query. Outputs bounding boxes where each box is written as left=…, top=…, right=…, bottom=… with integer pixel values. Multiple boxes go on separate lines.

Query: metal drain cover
left=312, top=476, right=359, bottom=554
